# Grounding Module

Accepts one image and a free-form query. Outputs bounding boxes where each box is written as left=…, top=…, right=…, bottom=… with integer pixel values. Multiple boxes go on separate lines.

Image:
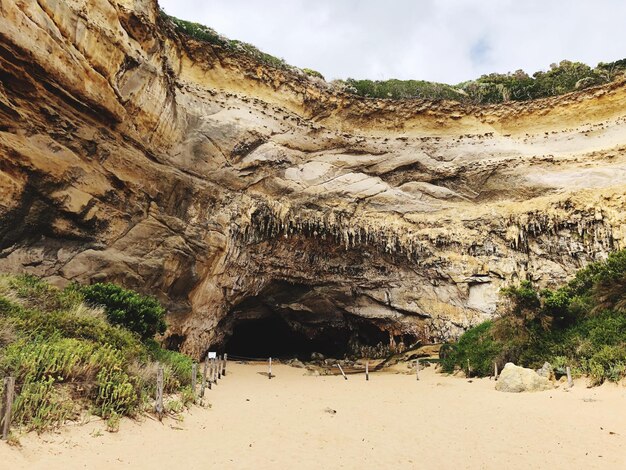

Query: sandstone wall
left=1, top=0, right=625, bottom=356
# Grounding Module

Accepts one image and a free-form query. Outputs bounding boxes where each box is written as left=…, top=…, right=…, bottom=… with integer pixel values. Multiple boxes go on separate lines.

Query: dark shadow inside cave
left=224, top=315, right=350, bottom=359
left=221, top=281, right=403, bottom=360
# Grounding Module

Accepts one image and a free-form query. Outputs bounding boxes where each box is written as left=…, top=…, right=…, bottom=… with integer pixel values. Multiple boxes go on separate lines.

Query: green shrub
left=0, top=274, right=195, bottom=433
left=302, top=68, right=325, bottom=80
left=145, top=339, right=193, bottom=390
left=5, top=302, right=142, bottom=357
left=341, top=78, right=466, bottom=101
left=161, top=12, right=287, bottom=70
left=568, top=250, right=626, bottom=297
left=81, top=283, right=166, bottom=341
left=441, top=249, right=626, bottom=383
left=583, top=345, right=626, bottom=385
left=159, top=10, right=626, bottom=104
left=440, top=321, right=500, bottom=376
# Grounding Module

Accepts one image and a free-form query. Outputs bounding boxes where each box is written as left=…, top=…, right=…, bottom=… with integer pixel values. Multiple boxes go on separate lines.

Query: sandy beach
left=1, top=362, right=625, bottom=469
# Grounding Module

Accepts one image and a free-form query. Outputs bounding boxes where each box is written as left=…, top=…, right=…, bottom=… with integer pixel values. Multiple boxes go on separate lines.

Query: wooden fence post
left=1, top=376, right=15, bottom=440
left=268, top=357, right=272, bottom=379
left=494, top=362, right=498, bottom=380
left=467, top=359, right=471, bottom=378
left=416, top=359, right=420, bottom=381
left=365, top=361, right=369, bottom=381
left=155, top=365, right=164, bottom=420
left=337, top=363, right=348, bottom=380
left=191, top=363, right=197, bottom=403
left=217, top=356, right=222, bottom=380
left=201, top=354, right=209, bottom=397
left=212, top=358, right=218, bottom=384
left=566, top=366, right=573, bottom=388
left=223, top=354, right=227, bottom=376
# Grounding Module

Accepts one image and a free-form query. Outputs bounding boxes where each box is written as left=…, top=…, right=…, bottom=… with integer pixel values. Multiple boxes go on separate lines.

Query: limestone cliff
left=1, top=0, right=625, bottom=357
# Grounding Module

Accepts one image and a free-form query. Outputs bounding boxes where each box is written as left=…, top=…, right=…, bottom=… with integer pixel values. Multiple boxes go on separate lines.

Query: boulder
left=287, top=359, right=306, bottom=368
left=495, top=363, right=554, bottom=393
left=311, top=352, right=325, bottom=361
left=536, top=362, right=555, bottom=381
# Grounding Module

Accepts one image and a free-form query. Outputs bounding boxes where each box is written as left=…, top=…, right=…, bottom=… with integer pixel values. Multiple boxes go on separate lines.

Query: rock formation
left=1, top=0, right=625, bottom=357
left=496, top=363, right=554, bottom=393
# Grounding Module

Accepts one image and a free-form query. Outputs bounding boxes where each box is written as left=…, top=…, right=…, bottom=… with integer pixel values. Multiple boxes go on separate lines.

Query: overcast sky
left=159, top=0, right=626, bottom=84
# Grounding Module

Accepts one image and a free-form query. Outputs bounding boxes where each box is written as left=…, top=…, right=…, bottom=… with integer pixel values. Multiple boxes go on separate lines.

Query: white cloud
left=158, top=0, right=626, bottom=83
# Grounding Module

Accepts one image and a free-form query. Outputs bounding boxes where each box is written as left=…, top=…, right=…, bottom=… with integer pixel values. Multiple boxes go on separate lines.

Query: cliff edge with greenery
left=161, top=11, right=626, bottom=104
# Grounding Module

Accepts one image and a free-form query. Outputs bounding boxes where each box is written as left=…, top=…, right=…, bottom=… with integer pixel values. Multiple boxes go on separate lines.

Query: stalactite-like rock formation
left=1, top=0, right=625, bottom=357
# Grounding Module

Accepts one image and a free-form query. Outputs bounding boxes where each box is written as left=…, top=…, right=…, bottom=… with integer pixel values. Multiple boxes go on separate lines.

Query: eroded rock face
left=1, top=0, right=625, bottom=357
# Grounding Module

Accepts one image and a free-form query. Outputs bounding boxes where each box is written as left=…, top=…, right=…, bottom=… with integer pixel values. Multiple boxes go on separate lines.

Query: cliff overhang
left=0, top=0, right=625, bottom=357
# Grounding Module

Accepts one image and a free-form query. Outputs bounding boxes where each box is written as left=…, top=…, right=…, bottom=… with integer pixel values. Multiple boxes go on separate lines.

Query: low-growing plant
left=166, top=399, right=184, bottom=414
left=440, top=321, right=500, bottom=376
left=106, top=412, right=121, bottom=433
left=179, top=385, right=195, bottom=407
left=161, top=12, right=287, bottom=70
left=302, top=68, right=324, bottom=80
left=10, top=377, right=75, bottom=431
left=145, top=340, right=193, bottom=390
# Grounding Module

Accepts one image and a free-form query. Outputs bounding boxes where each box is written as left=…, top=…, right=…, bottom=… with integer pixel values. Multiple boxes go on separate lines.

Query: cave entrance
left=220, top=281, right=400, bottom=360
left=224, top=314, right=351, bottom=359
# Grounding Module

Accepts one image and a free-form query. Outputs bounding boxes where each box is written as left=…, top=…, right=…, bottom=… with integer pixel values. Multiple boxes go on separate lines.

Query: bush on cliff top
left=441, top=249, right=626, bottom=384
left=0, top=275, right=194, bottom=433
left=161, top=12, right=287, bottom=70
left=343, top=60, right=626, bottom=102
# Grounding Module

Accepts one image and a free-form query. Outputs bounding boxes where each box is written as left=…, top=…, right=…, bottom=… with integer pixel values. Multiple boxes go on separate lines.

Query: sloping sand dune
left=2, top=363, right=625, bottom=469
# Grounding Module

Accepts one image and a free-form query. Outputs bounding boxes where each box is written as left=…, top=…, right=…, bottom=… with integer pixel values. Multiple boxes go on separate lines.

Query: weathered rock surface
left=496, top=363, right=554, bottom=393
left=536, top=362, right=555, bottom=381
left=0, top=0, right=625, bottom=357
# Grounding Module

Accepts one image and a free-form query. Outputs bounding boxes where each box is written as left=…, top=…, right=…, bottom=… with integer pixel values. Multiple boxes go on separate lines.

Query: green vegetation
left=340, top=78, right=466, bottom=101
left=81, top=283, right=166, bottom=341
left=160, top=10, right=626, bottom=104
left=441, top=250, right=626, bottom=384
left=160, top=12, right=287, bottom=70
left=0, top=275, right=195, bottom=433
left=302, top=68, right=325, bottom=80
left=341, top=60, right=626, bottom=102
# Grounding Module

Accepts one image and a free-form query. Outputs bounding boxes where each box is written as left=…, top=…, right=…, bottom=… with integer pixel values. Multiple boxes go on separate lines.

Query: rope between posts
left=224, top=354, right=405, bottom=375
left=226, top=354, right=272, bottom=362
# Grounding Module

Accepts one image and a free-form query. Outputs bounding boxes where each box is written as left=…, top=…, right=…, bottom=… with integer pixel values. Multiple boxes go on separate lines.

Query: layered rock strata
left=1, top=0, right=625, bottom=356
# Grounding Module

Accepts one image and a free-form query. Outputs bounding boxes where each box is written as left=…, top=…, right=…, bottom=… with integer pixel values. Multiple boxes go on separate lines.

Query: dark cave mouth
left=223, top=313, right=416, bottom=360
left=220, top=281, right=419, bottom=360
